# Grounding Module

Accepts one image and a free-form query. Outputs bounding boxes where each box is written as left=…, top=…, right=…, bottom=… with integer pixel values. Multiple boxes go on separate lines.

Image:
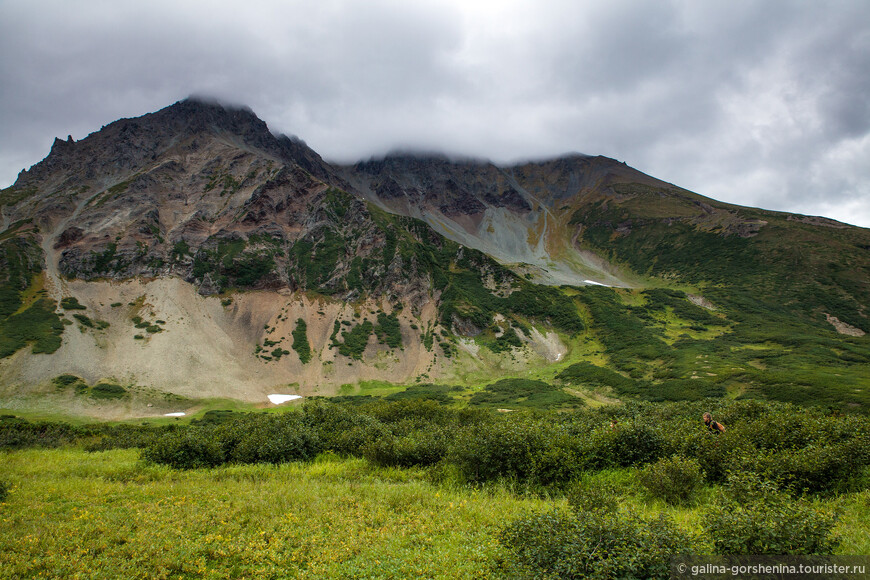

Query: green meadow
left=2, top=398, right=869, bottom=578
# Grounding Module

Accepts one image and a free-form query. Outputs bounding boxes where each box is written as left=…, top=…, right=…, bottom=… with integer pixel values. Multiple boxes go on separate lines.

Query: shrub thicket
left=498, top=508, right=699, bottom=579
left=140, top=427, right=226, bottom=469
left=638, top=455, right=705, bottom=506
left=291, top=318, right=312, bottom=364
left=450, top=414, right=547, bottom=484
left=705, top=473, right=839, bottom=555
left=566, top=477, right=621, bottom=515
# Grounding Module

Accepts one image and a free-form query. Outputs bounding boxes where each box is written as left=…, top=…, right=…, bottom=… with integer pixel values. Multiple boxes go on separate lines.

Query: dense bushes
left=141, top=414, right=321, bottom=469
left=0, top=416, right=96, bottom=449
left=498, top=508, right=699, bottom=579
left=363, top=424, right=450, bottom=468
left=336, top=320, right=373, bottom=359
left=450, top=415, right=547, bottom=484
left=220, top=414, right=319, bottom=464
left=468, top=378, right=583, bottom=409
left=496, top=463, right=840, bottom=577
left=375, top=312, right=402, bottom=349
left=638, top=455, right=704, bottom=506
left=141, top=427, right=226, bottom=469
left=706, top=473, right=839, bottom=555
left=291, top=318, right=312, bottom=363
left=4, top=399, right=869, bottom=500
left=90, top=383, right=127, bottom=399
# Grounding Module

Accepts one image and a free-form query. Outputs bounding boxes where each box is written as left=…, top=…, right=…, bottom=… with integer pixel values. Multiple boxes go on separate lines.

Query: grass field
left=2, top=443, right=868, bottom=578
left=0, top=448, right=550, bottom=579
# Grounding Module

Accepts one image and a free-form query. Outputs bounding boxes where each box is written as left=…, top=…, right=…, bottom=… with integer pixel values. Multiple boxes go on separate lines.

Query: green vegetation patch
left=204, top=167, right=242, bottom=196
left=336, top=320, right=374, bottom=360
left=291, top=318, right=312, bottom=364
left=374, top=312, right=402, bottom=349
left=191, top=236, right=275, bottom=291
left=90, top=383, right=127, bottom=400
left=52, top=374, right=88, bottom=393
left=480, top=326, right=523, bottom=353
left=88, top=242, right=127, bottom=275
left=0, top=235, right=60, bottom=357
left=384, top=383, right=460, bottom=404
left=0, top=234, right=44, bottom=318
left=72, top=313, right=110, bottom=330
left=170, top=240, right=191, bottom=262
left=0, top=185, right=38, bottom=206
left=469, top=378, right=583, bottom=409
left=576, top=286, right=672, bottom=378
left=60, top=297, right=86, bottom=310
left=0, top=297, right=64, bottom=357
left=289, top=227, right=345, bottom=293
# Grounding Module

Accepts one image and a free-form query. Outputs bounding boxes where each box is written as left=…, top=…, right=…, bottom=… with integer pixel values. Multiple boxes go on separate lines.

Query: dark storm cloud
left=1, top=0, right=868, bottom=226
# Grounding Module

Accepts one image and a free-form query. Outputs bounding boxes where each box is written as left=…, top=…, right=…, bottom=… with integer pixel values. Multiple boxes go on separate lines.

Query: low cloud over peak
left=1, top=0, right=868, bottom=226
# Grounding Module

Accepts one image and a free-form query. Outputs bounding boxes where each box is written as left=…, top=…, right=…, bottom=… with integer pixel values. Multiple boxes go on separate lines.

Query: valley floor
left=0, top=448, right=546, bottom=578
left=1, top=448, right=868, bottom=578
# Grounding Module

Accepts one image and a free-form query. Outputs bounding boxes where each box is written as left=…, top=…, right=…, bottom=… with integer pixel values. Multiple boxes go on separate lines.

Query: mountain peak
left=14, top=96, right=330, bottom=189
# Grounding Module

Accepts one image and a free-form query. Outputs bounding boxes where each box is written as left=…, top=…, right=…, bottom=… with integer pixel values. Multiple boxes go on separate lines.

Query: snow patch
left=164, top=412, right=186, bottom=417
left=583, top=279, right=610, bottom=287
left=268, top=394, right=303, bottom=405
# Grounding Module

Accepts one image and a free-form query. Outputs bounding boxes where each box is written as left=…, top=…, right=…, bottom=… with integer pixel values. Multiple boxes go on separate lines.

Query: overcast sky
left=2, top=0, right=868, bottom=227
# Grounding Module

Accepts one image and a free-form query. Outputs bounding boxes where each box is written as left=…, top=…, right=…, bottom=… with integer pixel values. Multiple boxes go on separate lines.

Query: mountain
left=1, top=98, right=868, bottom=417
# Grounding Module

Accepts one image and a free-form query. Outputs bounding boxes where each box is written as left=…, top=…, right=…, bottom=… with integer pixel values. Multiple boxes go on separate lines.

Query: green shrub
left=71, top=313, right=108, bottom=329
left=375, top=312, right=402, bottom=348
left=469, top=378, right=582, bottom=409
left=0, top=480, right=9, bottom=502
left=192, top=410, right=236, bottom=425
left=73, top=313, right=94, bottom=327
left=498, top=508, right=699, bottom=579
left=337, top=320, right=373, bottom=360
left=90, top=383, right=126, bottom=399
left=506, top=284, right=585, bottom=335
left=566, top=478, right=620, bottom=514
left=385, top=383, right=457, bottom=404
left=291, top=318, right=312, bottom=363
left=302, top=400, right=388, bottom=455
left=638, top=455, right=705, bottom=506
left=228, top=415, right=320, bottom=465
left=85, top=424, right=170, bottom=452
left=450, top=415, right=546, bottom=484
left=0, top=417, right=94, bottom=449
left=586, top=420, right=667, bottom=468
left=141, top=427, right=226, bottom=469
left=705, top=472, right=839, bottom=555
left=363, top=425, right=449, bottom=468
left=0, top=297, right=65, bottom=357
left=52, top=374, right=87, bottom=392
left=60, top=296, right=86, bottom=310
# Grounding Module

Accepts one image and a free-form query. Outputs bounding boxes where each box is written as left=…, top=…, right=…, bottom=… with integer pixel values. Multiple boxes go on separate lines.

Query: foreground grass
left=2, top=446, right=868, bottom=578
left=0, top=448, right=549, bottom=579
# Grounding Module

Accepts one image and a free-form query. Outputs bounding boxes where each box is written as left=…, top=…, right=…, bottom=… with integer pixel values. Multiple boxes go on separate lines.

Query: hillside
left=0, top=98, right=868, bottom=418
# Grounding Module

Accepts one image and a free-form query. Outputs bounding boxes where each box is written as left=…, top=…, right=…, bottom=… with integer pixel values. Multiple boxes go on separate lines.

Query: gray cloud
left=1, top=0, right=868, bottom=226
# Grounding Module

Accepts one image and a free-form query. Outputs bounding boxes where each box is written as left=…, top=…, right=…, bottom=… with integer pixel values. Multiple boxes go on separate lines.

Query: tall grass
left=0, top=448, right=548, bottom=579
